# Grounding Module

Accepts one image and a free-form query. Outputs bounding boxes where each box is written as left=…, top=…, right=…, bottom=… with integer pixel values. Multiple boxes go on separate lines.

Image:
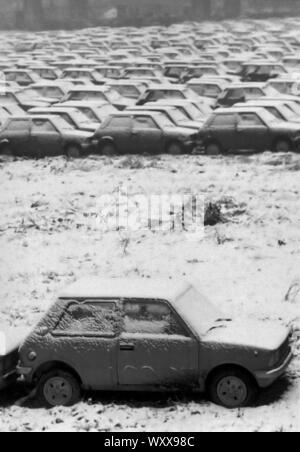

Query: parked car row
left=1, top=19, right=300, bottom=156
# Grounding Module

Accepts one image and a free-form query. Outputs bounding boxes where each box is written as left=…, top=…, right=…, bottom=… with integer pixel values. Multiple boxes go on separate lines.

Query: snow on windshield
left=174, top=287, right=223, bottom=336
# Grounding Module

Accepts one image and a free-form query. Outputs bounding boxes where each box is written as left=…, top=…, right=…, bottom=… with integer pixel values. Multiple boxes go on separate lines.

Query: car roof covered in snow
left=59, top=278, right=191, bottom=302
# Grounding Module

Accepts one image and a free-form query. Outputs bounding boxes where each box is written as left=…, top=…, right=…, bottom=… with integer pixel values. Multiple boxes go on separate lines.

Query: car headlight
left=269, top=351, right=280, bottom=368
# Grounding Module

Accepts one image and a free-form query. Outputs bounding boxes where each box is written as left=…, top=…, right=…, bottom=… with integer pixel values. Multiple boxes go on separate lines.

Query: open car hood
left=202, top=320, right=290, bottom=351
left=0, top=326, right=30, bottom=356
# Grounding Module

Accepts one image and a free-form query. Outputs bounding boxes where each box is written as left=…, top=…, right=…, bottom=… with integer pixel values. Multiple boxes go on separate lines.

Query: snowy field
left=0, top=152, right=299, bottom=432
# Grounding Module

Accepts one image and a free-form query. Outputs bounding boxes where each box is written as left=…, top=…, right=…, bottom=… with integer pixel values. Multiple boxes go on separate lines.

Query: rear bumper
left=254, top=351, right=294, bottom=388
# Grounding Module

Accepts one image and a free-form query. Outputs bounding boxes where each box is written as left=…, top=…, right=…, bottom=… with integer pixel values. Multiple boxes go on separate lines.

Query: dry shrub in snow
left=117, top=156, right=146, bottom=170
left=204, top=202, right=226, bottom=226
left=285, top=280, right=300, bottom=304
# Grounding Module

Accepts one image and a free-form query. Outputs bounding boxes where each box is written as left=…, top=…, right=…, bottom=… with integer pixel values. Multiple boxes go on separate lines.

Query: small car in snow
left=1, top=278, right=293, bottom=408
left=198, top=107, right=300, bottom=154
left=0, top=115, right=92, bottom=158
left=91, top=112, right=199, bottom=155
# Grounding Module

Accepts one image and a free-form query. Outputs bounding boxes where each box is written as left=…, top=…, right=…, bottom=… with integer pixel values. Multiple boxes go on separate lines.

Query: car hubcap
left=217, top=376, right=247, bottom=407
left=44, top=377, right=73, bottom=406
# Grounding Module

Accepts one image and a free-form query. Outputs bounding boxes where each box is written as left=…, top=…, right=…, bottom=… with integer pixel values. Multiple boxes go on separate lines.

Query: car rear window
left=54, top=302, right=120, bottom=336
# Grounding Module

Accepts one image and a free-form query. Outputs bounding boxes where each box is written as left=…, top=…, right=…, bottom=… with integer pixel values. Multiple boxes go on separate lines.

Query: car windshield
left=174, top=286, right=224, bottom=336
left=184, top=103, right=204, bottom=120
left=17, top=88, right=40, bottom=100
left=54, top=117, right=75, bottom=131
left=264, top=85, right=281, bottom=96
left=285, top=101, right=300, bottom=116
left=169, top=107, right=189, bottom=122
left=280, top=104, right=300, bottom=121
left=155, top=112, right=175, bottom=128
left=80, top=107, right=98, bottom=121
left=105, top=89, right=122, bottom=103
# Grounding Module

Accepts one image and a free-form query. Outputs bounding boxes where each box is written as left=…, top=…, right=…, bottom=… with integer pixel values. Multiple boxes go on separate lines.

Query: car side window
left=107, top=117, right=132, bottom=128
left=31, top=119, right=57, bottom=133
left=210, top=114, right=237, bottom=127
left=238, top=113, right=265, bottom=126
left=122, top=300, right=189, bottom=337
left=133, top=116, right=158, bottom=130
left=54, top=302, right=120, bottom=337
left=5, top=119, right=30, bottom=132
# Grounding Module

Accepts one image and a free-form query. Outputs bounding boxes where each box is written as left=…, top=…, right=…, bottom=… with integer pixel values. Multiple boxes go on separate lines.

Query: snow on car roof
left=59, top=278, right=191, bottom=301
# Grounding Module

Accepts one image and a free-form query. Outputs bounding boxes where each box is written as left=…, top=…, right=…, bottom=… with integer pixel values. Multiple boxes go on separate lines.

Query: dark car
left=198, top=107, right=300, bottom=154
left=0, top=116, right=92, bottom=158
left=91, top=112, right=199, bottom=155
left=10, top=278, right=292, bottom=408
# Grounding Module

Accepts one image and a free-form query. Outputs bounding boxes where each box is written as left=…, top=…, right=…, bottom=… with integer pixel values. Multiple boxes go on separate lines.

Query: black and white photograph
left=0, top=0, right=299, bottom=435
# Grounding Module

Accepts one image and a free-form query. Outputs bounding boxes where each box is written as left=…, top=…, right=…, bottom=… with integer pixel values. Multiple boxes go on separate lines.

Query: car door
left=118, top=299, right=199, bottom=388
left=206, top=113, right=238, bottom=150
left=236, top=112, right=270, bottom=152
left=50, top=301, right=120, bottom=389
left=100, top=116, right=133, bottom=153
left=30, top=118, right=63, bottom=157
left=0, top=118, right=31, bottom=156
left=131, top=116, right=163, bottom=154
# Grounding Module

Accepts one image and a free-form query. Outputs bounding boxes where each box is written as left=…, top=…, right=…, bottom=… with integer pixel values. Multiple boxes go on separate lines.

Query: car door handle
left=120, top=343, right=135, bottom=351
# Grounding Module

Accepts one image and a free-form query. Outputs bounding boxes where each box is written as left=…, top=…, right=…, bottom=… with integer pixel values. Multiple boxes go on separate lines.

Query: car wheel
left=274, top=139, right=291, bottom=153
left=101, top=142, right=116, bottom=156
left=208, top=368, right=257, bottom=408
left=66, top=145, right=82, bottom=159
left=205, top=141, right=222, bottom=155
left=36, top=370, right=81, bottom=408
left=166, top=142, right=183, bottom=155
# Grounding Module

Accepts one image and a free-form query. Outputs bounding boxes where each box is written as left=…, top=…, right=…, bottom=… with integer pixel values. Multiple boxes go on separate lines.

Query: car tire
left=208, top=367, right=258, bottom=408
left=273, top=139, right=292, bottom=153
left=66, top=145, right=82, bottom=159
left=205, top=141, right=222, bottom=155
left=101, top=142, right=116, bottom=156
left=36, top=369, right=81, bottom=408
left=166, top=141, right=183, bottom=155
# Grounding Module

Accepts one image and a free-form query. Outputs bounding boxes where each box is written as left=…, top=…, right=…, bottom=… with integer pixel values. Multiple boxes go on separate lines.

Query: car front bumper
left=254, top=351, right=294, bottom=388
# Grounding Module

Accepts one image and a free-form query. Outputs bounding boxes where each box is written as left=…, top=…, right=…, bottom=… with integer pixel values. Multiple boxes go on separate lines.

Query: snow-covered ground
left=0, top=152, right=299, bottom=432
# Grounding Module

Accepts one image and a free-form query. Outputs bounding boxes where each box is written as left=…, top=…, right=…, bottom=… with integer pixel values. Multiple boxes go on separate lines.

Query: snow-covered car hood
left=0, top=326, right=30, bottom=356
left=202, top=320, right=290, bottom=351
